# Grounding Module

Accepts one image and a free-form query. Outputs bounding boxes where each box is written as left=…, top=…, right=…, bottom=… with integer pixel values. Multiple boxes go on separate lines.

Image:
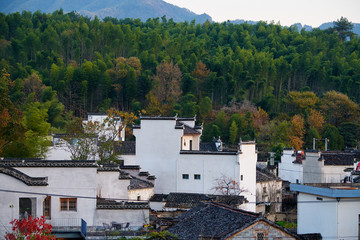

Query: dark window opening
left=182, top=174, right=189, bottom=179
left=194, top=174, right=201, bottom=180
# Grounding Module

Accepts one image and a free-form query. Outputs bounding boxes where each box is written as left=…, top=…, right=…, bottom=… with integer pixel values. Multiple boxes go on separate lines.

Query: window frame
left=60, top=198, right=77, bottom=212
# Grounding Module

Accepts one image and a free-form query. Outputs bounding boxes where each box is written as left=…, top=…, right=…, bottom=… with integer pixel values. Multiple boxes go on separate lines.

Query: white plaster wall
left=46, top=146, right=72, bottom=160
left=128, top=188, right=154, bottom=201
left=0, top=174, right=48, bottom=237
left=181, top=135, right=200, bottom=150
left=95, top=209, right=149, bottom=229
left=337, top=198, right=360, bottom=239
left=323, top=165, right=351, bottom=183
left=302, top=152, right=322, bottom=183
left=133, top=119, right=183, bottom=194
left=279, top=150, right=303, bottom=183
left=297, top=193, right=338, bottom=239
left=149, top=202, right=165, bottom=211
left=13, top=167, right=97, bottom=226
left=96, top=171, right=129, bottom=199
left=177, top=154, right=238, bottom=194
left=239, top=143, right=257, bottom=212
left=121, top=155, right=136, bottom=165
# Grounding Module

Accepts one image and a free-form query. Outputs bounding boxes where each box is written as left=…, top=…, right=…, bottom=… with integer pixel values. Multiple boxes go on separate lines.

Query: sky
left=163, top=0, right=360, bottom=27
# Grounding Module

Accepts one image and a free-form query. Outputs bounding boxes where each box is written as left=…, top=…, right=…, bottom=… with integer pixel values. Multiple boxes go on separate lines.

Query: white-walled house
left=0, top=159, right=153, bottom=237
left=132, top=116, right=257, bottom=212
left=279, top=149, right=354, bottom=184
left=278, top=148, right=303, bottom=184
left=291, top=183, right=360, bottom=240
left=256, top=167, right=282, bottom=215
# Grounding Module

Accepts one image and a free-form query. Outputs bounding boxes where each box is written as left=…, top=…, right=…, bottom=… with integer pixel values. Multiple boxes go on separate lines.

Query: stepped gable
left=0, top=165, right=48, bottom=186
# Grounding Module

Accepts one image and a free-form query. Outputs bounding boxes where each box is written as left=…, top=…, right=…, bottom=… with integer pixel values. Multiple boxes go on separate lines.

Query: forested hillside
left=1, top=10, right=360, bottom=158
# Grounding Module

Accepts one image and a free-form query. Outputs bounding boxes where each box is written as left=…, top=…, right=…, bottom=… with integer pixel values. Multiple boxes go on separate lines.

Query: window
left=194, top=174, right=201, bottom=180
left=182, top=174, right=189, bottom=179
left=43, top=196, right=51, bottom=219
left=60, top=198, right=77, bottom=211
left=256, top=232, right=264, bottom=240
left=189, top=140, right=193, bottom=150
left=241, top=175, right=243, bottom=181
left=137, top=196, right=141, bottom=201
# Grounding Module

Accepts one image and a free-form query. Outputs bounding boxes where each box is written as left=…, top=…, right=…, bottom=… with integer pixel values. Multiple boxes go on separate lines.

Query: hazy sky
left=163, top=0, right=360, bottom=27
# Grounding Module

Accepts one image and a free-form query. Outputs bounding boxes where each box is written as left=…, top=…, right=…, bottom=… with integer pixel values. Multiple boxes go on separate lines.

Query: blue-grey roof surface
left=290, top=184, right=360, bottom=198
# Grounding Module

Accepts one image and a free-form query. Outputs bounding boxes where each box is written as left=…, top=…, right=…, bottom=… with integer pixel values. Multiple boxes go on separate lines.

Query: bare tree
left=212, top=174, right=248, bottom=207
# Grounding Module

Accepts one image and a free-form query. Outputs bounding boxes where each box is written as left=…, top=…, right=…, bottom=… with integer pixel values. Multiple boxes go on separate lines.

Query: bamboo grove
left=1, top=10, right=360, bottom=158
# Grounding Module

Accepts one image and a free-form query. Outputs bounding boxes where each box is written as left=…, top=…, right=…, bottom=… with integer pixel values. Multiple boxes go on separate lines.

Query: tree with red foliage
left=5, top=216, right=55, bottom=240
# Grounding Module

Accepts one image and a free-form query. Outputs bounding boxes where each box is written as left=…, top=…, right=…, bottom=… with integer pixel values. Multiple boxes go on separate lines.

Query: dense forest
left=1, top=10, right=360, bottom=159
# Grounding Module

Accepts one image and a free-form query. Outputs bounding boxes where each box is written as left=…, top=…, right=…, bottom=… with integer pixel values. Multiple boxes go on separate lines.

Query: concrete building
left=291, top=183, right=360, bottom=240
left=132, top=116, right=257, bottom=212
left=0, top=159, right=153, bottom=237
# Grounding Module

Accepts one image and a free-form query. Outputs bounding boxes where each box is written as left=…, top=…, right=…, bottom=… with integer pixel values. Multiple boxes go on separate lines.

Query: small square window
left=256, top=232, right=264, bottom=240
left=194, top=174, right=201, bottom=180
left=182, top=174, right=189, bottom=179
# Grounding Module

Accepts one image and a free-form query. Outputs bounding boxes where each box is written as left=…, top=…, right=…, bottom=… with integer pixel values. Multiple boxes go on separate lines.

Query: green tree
left=334, top=17, right=353, bottom=41
left=229, top=121, right=238, bottom=144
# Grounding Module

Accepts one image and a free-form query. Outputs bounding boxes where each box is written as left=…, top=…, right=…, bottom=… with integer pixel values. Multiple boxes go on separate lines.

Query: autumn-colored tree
left=289, top=115, right=305, bottom=150
left=212, top=174, right=247, bottom=207
left=5, top=216, right=55, bottom=240
left=151, top=60, right=182, bottom=105
left=287, top=91, right=319, bottom=113
left=320, top=91, right=360, bottom=127
left=307, top=109, right=325, bottom=131
left=191, top=61, right=210, bottom=95
left=22, top=72, right=45, bottom=101
left=0, top=69, right=25, bottom=156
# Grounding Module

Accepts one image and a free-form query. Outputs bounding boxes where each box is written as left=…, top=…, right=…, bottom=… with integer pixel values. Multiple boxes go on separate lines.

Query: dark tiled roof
left=114, top=141, right=136, bottom=155
left=129, top=176, right=154, bottom=190
left=120, top=165, right=140, bottom=170
left=183, top=124, right=201, bottom=135
left=200, top=142, right=218, bottom=151
left=0, top=159, right=97, bottom=168
left=97, top=199, right=150, bottom=209
left=256, top=167, right=280, bottom=182
left=140, top=116, right=177, bottom=120
left=155, top=192, right=244, bottom=209
left=298, top=233, right=322, bottom=240
left=168, top=202, right=260, bottom=240
left=97, top=164, right=120, bottom=172
left=168, top=202, right=300, bottom=240
left=180, top=151, right=237, bottom=155
left=150, top=194, right=169, bottom=202
left=320, top=153, right=354, bottom=166
left=0, top=166, right=48, bottom=186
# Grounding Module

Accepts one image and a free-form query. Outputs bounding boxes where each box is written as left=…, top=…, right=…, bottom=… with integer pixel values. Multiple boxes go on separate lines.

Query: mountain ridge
left=0, top=0, right=213, bottom=23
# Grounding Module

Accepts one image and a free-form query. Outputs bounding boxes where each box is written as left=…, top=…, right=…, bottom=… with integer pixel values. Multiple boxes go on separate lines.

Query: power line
left=1, top=188, right=359, bottom=204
